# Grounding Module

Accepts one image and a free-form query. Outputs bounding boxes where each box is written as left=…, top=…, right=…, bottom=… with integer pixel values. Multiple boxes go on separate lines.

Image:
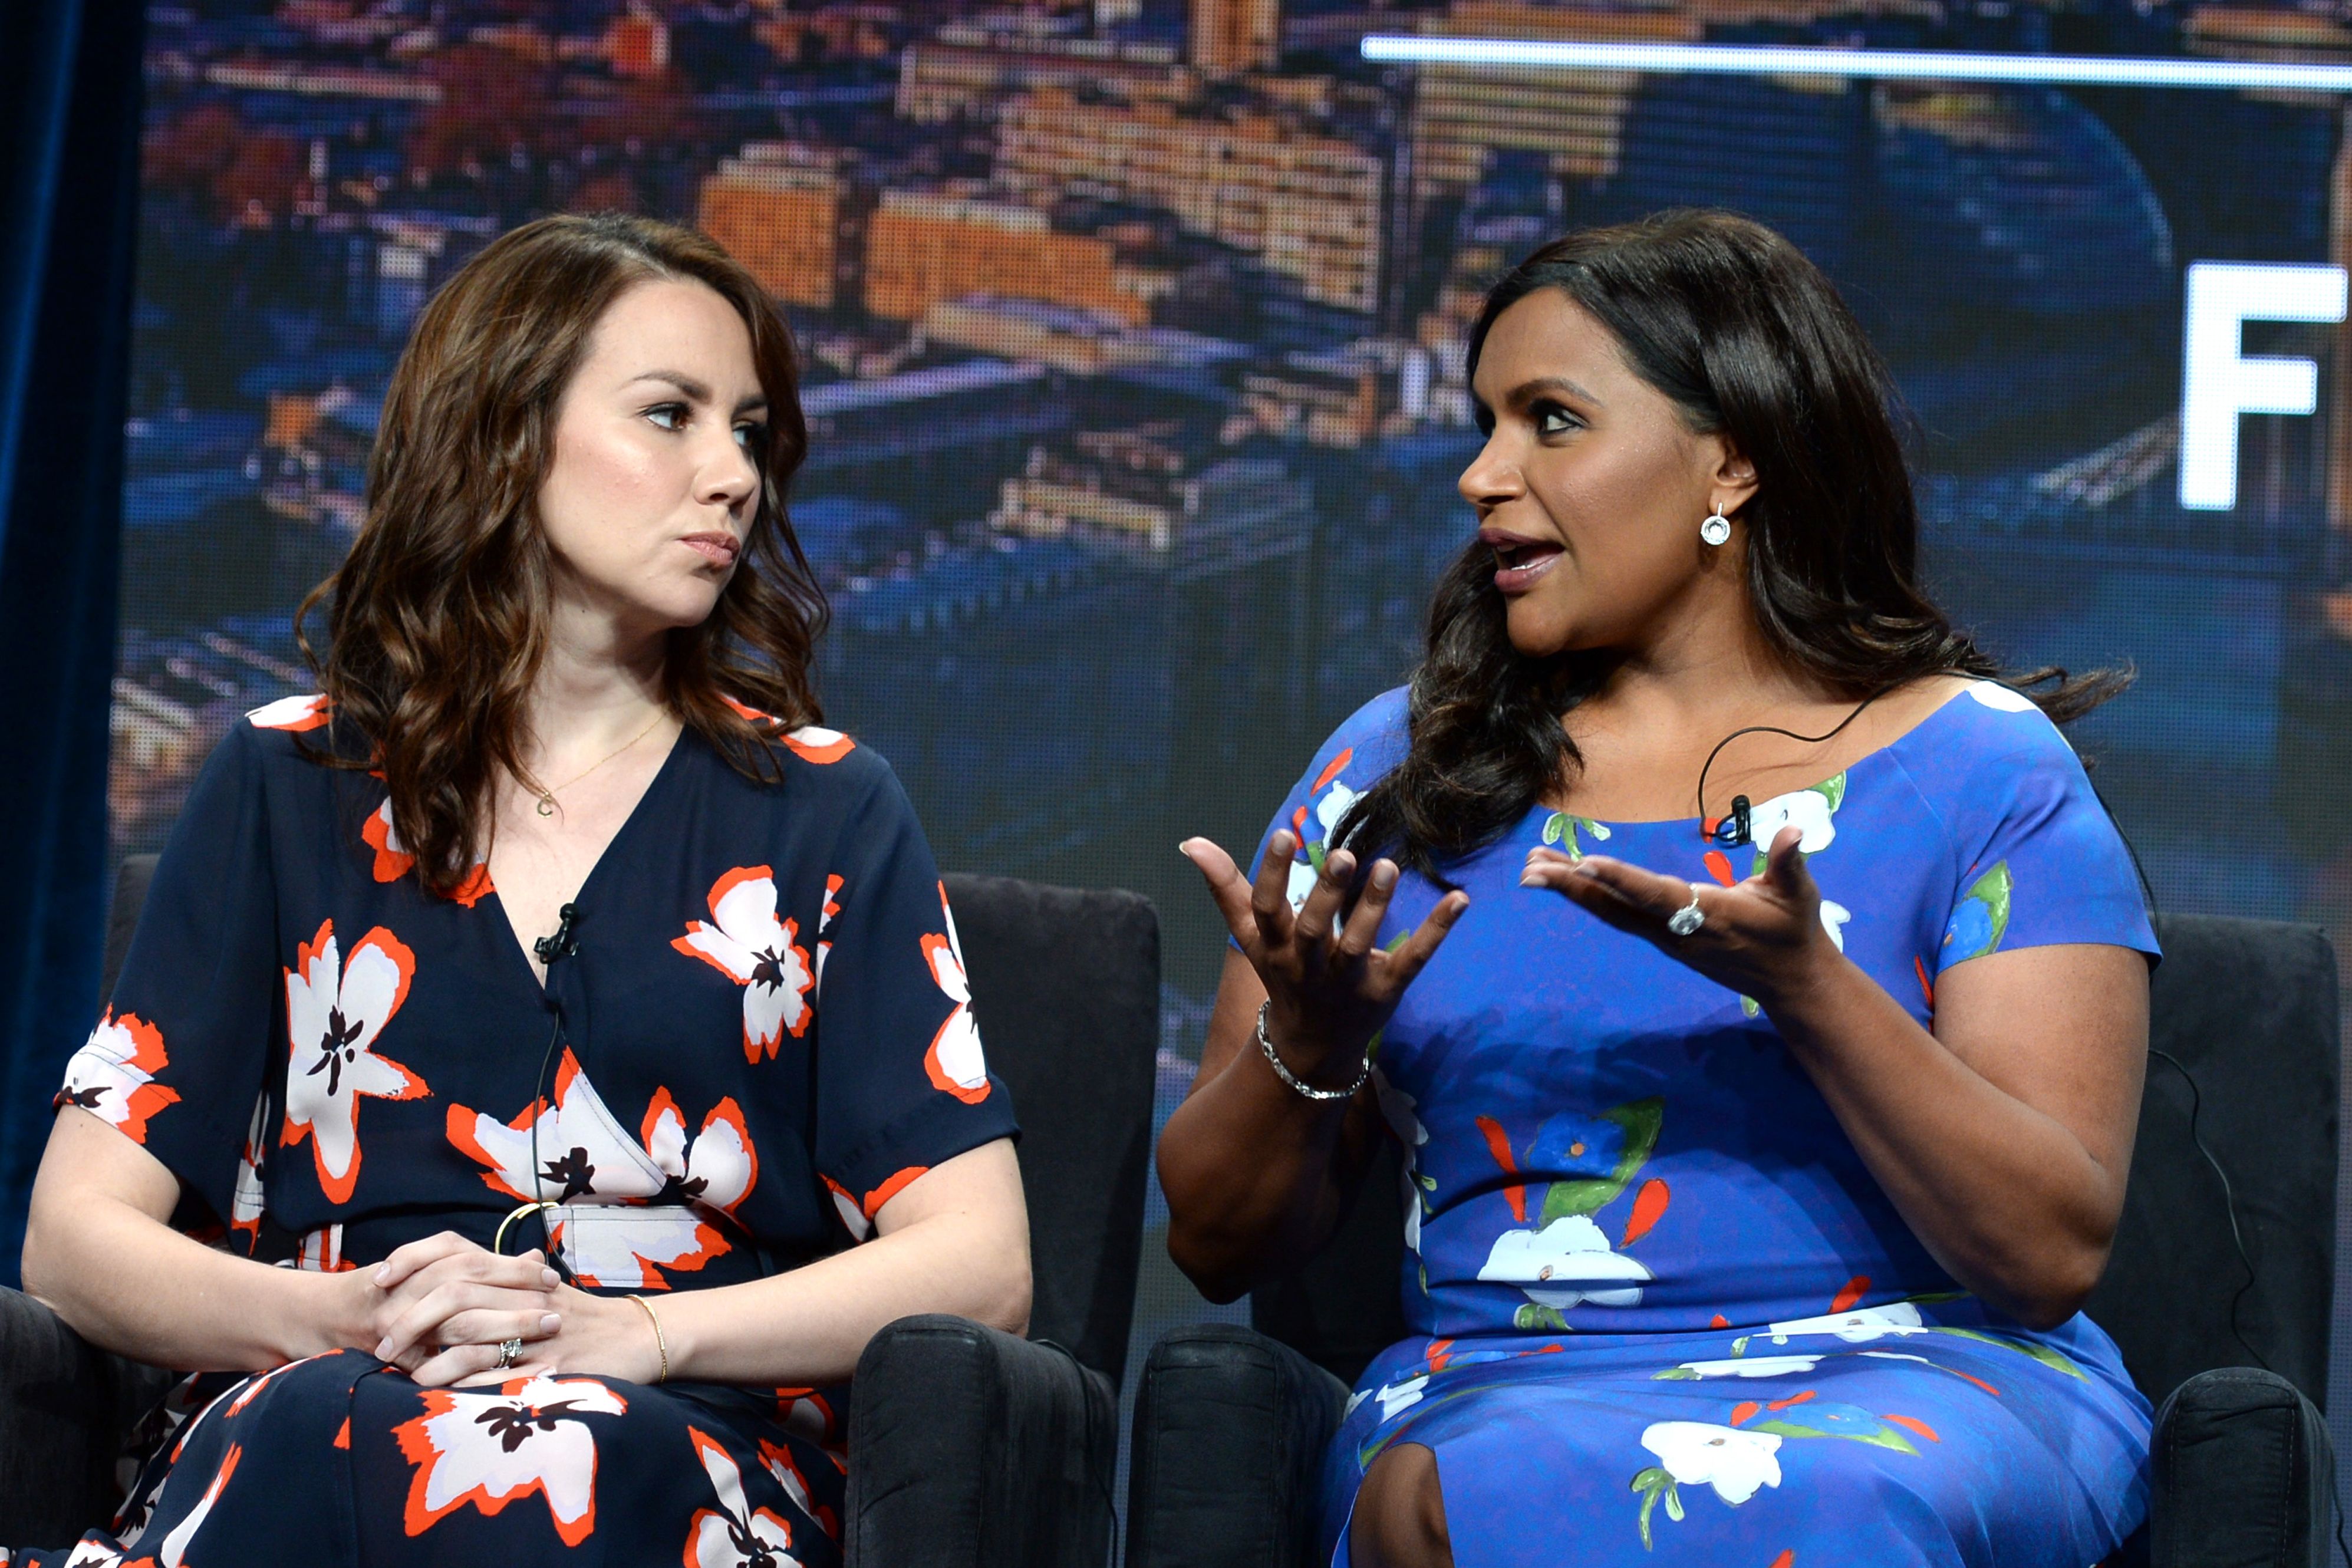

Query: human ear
left=1706, top=439, right=1761, bottom=517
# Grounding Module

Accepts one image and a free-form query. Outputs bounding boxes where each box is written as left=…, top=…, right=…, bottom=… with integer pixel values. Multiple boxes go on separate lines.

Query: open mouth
left=1489, top=536, right=1564, bottom=592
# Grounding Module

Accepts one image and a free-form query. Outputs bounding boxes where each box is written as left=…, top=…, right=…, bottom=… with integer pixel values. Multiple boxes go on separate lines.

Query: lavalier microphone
left=534, top=902, right=581, bottom=966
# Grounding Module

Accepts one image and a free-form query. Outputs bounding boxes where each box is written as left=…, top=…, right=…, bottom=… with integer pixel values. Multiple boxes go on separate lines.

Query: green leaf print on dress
left=1475, top=1099, right=1667, bottom=1316
left=1942, top=861, right=2014, bottom=964
left=1628, top=1421, right=1783, bottom=1549
left=1541, top=812, right=1612, bottom=859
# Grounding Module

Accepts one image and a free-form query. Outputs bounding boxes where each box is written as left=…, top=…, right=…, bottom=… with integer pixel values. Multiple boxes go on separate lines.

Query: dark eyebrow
left=1506, top=374, right=1603, bottom=409
left=627, top=370, right=769, bottom=415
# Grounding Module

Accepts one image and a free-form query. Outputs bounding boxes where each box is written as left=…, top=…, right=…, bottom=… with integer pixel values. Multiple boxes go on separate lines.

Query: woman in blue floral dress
left=15, top=215, right=1026, bottom=1565
left=1162, top=211, right=2155, bottom=1567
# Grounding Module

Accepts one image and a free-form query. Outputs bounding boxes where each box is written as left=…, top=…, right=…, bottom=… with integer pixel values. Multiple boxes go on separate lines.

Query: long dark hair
left=1339, top=209, right=2123, bottom=875
left=297, top=212, right=827, bottom=897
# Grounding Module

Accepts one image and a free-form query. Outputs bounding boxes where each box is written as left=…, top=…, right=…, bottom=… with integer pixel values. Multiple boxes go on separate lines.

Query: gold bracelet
left=625, top=1293, right=669, bottom=1383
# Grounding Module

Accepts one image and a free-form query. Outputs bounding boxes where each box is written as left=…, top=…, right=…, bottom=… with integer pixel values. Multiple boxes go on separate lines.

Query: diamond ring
left=496, top=1337, right=524, bottom=1370
left=1666, top=884, right=1707, bottom=937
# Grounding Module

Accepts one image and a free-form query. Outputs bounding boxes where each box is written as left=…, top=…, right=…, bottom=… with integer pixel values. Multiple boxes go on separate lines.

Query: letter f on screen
left=2179, top=262, right=2348, bottom=510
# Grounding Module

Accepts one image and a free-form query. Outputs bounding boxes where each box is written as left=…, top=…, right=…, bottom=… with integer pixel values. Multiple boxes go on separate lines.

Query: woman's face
left=1458, top=289, right=1755, bottom=659
left=536, top=277, right=767, bottom=640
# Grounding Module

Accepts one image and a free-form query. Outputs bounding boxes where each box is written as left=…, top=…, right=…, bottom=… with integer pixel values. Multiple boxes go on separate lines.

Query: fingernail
left=542, top=1268, right=560, bottom=1287
left=373, top=1266, right=391, bottom=1286
left=375, top=1340, right=393, bottom=1359
left=1372, top=865, right=1396, bottom=891
left=1518, top=869, right=1537, bottom=886
left=541, top=1313, right=562, bottom=1335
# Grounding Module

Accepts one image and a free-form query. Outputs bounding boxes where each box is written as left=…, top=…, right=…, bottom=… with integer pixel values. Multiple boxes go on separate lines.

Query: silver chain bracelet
left=1256, top=1000, right=1371, bottom=1101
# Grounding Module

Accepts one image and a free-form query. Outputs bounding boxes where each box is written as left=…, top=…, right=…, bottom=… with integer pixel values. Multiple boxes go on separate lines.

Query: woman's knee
left=1351, top=1442, right=1454, bottom=1568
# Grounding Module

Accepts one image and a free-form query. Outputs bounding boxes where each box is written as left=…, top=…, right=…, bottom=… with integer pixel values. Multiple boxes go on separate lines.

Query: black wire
left=2146, top=1049, right=2264, bottom=1375
left=1692, top=687, right=1895, bottom=836
left=521, top=1008, right=576, bottom=1282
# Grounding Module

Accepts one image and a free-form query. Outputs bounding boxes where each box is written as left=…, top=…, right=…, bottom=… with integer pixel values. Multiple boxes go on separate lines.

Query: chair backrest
left=101, top=856, right=1161, bottom=1384
left=2086, top=913, right=2338, bottom=1409
left=1258, top=913, right=2341, bottom=1409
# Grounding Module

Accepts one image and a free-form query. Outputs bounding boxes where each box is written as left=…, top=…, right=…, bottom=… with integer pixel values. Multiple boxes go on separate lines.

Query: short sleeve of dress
left=59, top=720, right=281, bottom=1240
left=1921, top=681, right=2159, bottom=977
left=810, top=764, right=1020, bottom=1240
left=1243, top=688, right=1415, bottom=915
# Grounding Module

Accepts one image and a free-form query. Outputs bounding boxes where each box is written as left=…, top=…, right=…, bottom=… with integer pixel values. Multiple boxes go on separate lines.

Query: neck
left=1574, top=591, right=1823, bottom=742
left=526, top=597, right=672, bottom=766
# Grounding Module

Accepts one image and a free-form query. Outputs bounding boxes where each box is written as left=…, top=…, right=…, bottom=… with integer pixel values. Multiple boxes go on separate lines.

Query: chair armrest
left=2150, top=1366, right=2337, bottom=1568
left=0, top=1286, right=171, bottom=1549
left=1125, top=1323, right=1352, bottom=1568
left=845, top=1313, right=1116, bottom=1568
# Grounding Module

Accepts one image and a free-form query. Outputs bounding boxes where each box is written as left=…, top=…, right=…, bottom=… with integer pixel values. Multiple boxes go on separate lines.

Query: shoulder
left=1905, top=677, right=2080, bottom=772
left=1887, top=678, right=2106, bottom=849
left=1301, top=687, right=1412, bottom=795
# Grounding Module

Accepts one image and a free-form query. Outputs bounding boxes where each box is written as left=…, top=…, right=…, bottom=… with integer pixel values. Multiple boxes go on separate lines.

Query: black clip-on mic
left=523, top=902, right=582, bottom=1282
left=1703, top=795, right=1753, bottom=849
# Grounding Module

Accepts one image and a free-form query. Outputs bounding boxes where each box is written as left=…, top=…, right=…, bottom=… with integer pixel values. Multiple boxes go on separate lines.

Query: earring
left=1699, top=505, right=1732, bottom=546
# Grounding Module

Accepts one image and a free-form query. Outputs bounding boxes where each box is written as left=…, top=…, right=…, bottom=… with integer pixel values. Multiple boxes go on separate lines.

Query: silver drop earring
left=1699, top=505, right=1732, bottom=546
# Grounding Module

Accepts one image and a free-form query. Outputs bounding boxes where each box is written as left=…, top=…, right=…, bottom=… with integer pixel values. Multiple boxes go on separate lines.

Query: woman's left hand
left=422, top=1282, right=667, bottom=1389
left=1521, top=825, right=1839, bottom=1010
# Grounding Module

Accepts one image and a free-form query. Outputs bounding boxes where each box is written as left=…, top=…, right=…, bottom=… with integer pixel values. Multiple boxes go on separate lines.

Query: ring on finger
left=496, top=1337, right=523, bottom=1370
left=1666, top=882, right=1707, bottom=937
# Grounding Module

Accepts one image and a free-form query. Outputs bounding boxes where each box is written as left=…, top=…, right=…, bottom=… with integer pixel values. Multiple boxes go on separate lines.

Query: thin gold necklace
left=532, top=711, right=666, bottom=818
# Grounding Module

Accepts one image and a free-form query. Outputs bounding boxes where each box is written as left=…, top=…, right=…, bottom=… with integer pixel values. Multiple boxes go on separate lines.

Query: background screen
left=120, top=0, right=2352, bottom=1501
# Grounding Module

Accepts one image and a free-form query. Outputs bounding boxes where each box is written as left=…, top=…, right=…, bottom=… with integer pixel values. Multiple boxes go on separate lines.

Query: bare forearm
left=655, top=1210, right=1030, bottom=1386
left=23, top=1196, right=354, bottom=1372
left=1158, top=1043, right=1363, bottom=1302
left=1760, top=954, right=2120, bottom=1325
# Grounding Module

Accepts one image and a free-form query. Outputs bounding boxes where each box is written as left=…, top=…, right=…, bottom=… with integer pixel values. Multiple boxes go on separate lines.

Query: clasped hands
left=339, top=1231, right=664, bottom=1389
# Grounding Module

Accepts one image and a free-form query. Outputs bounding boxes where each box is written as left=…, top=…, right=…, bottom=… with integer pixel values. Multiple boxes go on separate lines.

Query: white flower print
left=921, top=881, right=990, bottom=1103
left=1766, top=1300, right=1928, bottom=1343
left=686, top=1427, right=801, bottom=1567
left=814, top=875, right=842, bottom=998
left=1967, top=680, right=2038, bottom=713
left=58, top=1010, right=178, bottom=1144
left=393, top=1375, right=627, bottom=1546
left=446, top=1053, right=738, bottom=1288
left=1668, top=1355, right=1824, bottom=1379
left=245, top=692, right=328, bottom=731
left=783, top=725, right=854, bottom=764
left=361, top=797, right=492, bottom=904
left=229, top=1091, right=268, bottom=1243
left=1375, top=1374, right=1428, bottom=1422
left=1745, top=785, right=1838, bottom=854
left=1477, top=1213, right=1654, bottom=1309
left=1820, top=899, right=1852, bottom=952
left=154, top=1441, right=242, bottom=1568
left=282, top=920, right=427, bottom=1204
left=1286, top=773, right=1361, bottom=910
left=674, top=867, right=815, bottom=1063
left=759, top=1439, right=839, bottom=1540
left=1371, top=1069, right=1430, bottom=1254
left=1639, top=1421, right=1784, bottom=1504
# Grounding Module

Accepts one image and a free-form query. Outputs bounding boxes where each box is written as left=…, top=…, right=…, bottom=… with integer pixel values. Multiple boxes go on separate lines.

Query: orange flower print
left=673, top=867, right=815, bottom=1062
left=58, top=1010, right=179, bottom=1143
left=722, top=696, right=855, bottom=765
left=363, top=799, right=492, bottom=906
left=393, top=1375, right=627, bottom=1546
left=446, top=1052, right=739, bottom=1288
left=228, top=1092, right=268, bottom=1246
left=820, top=1165, right=930, bottom=1243
left=282, top=920, right=428, bottom=1204
left=815, top=874, right=843, bottom=997
left=684, top=1427, right=800, bottom=1567
left=920, top=881, right=989, bottom=1104
left=246, top=693, right=329, bottom=731
left=759, top=1439, right=839, bottom=1540
left=150, top=1439, right=242, bottom=1566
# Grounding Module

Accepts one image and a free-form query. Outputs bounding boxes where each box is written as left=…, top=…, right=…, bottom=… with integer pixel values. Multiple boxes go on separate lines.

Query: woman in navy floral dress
left=1162, top=212, right=2155, bottom=1567
left=17, top=214, right=1026, bottom=1566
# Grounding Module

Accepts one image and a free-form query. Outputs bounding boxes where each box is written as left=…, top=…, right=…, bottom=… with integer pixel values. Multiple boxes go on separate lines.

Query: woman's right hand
left=352, top=1232, right=566, bottom=1375
left=1180, top=830, right=1467, bottom=1091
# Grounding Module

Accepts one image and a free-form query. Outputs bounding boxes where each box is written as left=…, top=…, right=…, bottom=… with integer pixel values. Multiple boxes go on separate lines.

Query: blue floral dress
left=27, top=695, right=1017, bottom=1567
left=1256, top=681, right=2157, bottom=1568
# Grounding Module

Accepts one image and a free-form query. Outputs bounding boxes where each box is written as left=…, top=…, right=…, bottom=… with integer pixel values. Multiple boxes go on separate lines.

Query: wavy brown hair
left=1339, top=210, right=2127, bottom=876
left=296, top=212, right=826, bottom=896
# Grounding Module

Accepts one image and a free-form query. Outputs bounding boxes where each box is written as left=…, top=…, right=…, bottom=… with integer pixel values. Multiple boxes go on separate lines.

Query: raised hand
left=1180, top=829, right=1467, bottom=1093
left=1521, top=824, right=1839, bottom=1009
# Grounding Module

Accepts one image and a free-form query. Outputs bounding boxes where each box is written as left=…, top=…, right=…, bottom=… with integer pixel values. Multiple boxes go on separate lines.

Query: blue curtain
left=0, top=0, right=146, bottom=1284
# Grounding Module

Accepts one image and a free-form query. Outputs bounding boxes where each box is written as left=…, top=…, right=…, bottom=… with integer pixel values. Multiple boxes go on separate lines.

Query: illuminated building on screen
left=863, top=190, right=1149, bottom=323
left=696, top=144, right=852, bottom=309
left=1192, top=0, right=1279, bottom=74
left=994, top=92, right=1385, bottom=314
left=896, top=31, right=1198, bottom=123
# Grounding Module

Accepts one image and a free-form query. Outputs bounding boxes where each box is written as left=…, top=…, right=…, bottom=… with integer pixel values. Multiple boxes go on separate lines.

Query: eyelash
left=645, top=403, right=767, bottom=448
left=1532, top=401, right=1582, bottom=435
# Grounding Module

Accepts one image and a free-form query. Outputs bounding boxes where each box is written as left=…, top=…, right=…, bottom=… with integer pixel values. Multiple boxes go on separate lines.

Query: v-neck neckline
left=482, top=724, right=693, bottom=998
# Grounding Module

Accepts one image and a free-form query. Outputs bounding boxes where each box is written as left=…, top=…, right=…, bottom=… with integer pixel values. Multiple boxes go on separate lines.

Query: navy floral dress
left=29, top=693, right=1017, bottom=1567
left=1256, top=681, right=2157, bottom=1568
